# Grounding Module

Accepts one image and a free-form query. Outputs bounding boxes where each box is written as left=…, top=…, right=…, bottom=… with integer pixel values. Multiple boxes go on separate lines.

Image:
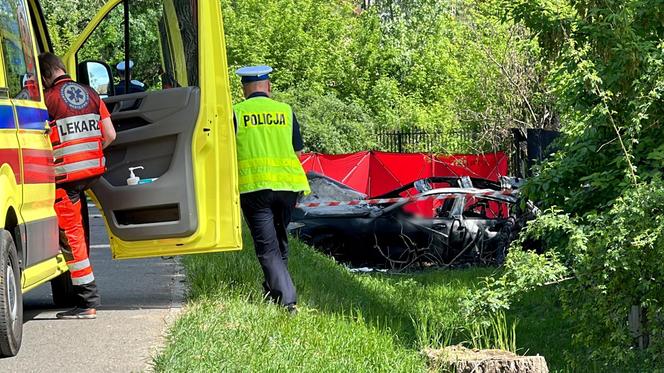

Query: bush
left=563, top=182, right=664, bottom=366
left=274, top=90, right=377, bottom=154
left=222, top=0, right=549, bottom=152
left=469, top=0, right=664, bottom=367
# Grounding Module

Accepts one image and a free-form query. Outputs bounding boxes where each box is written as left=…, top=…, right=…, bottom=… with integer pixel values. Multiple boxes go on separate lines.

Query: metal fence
left=375, top=129, right=478, bottom=154
left=375, top=128, right=558, bottom=178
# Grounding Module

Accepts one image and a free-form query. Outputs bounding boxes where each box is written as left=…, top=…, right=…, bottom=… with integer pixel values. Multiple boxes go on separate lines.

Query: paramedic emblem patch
left=60, top=82, right=89, bottom=110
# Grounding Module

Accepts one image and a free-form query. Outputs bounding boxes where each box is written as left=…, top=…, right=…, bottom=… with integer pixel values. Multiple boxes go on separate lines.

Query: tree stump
left=424, top=346, right=549, bottom=373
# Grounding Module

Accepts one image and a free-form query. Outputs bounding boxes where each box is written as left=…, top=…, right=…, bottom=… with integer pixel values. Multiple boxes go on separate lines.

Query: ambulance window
left=76, top=3, right=124, bottom=96
left=0, top=0, right=40, bottom=101
left=76, top=0, right=198, bottom=96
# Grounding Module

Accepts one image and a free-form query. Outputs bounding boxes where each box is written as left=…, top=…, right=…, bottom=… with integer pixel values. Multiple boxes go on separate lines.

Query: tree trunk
left=425, top=346, right=549, bottom=373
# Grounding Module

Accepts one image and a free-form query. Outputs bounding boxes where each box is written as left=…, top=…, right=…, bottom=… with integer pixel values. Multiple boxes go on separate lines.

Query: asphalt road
left=0, top=204, right=185, bottom=373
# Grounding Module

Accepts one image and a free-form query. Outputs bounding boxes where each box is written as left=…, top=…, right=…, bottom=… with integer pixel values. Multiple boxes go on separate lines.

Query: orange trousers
left=55, top=188, right=94, bottom=285
left=54, top=178, right=100, bottom=308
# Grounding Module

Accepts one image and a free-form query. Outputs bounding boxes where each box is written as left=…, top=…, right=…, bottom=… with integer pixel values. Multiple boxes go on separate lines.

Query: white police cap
left=235, top=65, right=273, bottom=83
left=116, top=60, right=135, bottom=71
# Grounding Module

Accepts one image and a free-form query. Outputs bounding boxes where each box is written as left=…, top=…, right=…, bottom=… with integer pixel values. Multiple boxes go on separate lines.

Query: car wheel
left=495, top=220, right=515, bottom=266
left=0, top=230, right=23, bottom=357
left=312, top=231, right=352, bottom=262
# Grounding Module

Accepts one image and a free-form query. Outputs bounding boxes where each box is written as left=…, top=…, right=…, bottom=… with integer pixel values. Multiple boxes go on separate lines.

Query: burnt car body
left=290, top=173, right=532, bottom=268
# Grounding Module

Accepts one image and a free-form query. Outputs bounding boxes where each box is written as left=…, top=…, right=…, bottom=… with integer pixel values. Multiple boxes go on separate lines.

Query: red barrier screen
left=300, top=151, right=508, bottom=197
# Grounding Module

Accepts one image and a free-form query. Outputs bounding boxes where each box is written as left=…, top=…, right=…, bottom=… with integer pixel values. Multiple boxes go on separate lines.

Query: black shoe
left=285, top=304, right=298, bottom=315
left=56, top=307, right=97, bottom=319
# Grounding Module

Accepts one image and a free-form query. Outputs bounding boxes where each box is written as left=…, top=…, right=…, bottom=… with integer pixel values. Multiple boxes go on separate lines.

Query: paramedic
left=39, top=52, right=116, bottom=319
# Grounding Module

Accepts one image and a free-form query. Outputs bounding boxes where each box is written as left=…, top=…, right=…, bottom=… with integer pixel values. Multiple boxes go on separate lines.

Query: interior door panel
left=92, top=87, right=200, bottom=241
left=56, top=0, right=242, bottom=259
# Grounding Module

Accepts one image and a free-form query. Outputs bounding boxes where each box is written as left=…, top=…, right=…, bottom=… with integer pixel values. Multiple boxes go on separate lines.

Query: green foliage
left=155, top=225, right=578, bottom=370
left=463, top=248, right=568, bottom=316
left=468, top=311, right=517, bottom=353
left=565, top=182, right=664, bottom=366
left=153, top=297, right=426, bottom=372
left=274, top=90, right=377, bottom=154
left=468, top=0, right=664, bottom=367
left=222, top=0, right=549, bottom=153
left=493, top=184, right=664, bottom=368
left=42, top=0, right=166, bottom=89
left=39, top=0, right=105, bottom=55
left=41, top=0, right=549, bottom=154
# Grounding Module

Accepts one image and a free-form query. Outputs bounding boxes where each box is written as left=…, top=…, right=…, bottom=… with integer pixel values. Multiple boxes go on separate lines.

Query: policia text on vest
left=239, top=112, right=287, bottom=127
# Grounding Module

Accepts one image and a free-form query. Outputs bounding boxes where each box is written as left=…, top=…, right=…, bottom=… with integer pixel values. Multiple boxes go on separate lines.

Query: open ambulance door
left=62, top=0, right=242, bottom=259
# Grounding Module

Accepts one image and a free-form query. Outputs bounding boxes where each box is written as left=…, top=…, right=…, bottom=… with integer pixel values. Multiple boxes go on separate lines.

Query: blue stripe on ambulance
left=15, top=106, right=48, bottom=130
left=0, top=105, right=15, bottom=129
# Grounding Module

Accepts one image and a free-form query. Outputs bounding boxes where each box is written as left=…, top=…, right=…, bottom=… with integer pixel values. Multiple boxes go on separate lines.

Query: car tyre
left=0, top=230, right=23, bottom=357
left=495, top=219, right=515, bottom=266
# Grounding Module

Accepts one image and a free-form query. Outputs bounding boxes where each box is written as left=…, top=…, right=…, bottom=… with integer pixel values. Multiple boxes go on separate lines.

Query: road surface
left=0, top=204, right=185, bottom=372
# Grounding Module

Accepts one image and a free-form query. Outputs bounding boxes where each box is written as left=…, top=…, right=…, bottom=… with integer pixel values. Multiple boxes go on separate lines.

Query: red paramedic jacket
left=45, top=75, right=110, bottom=184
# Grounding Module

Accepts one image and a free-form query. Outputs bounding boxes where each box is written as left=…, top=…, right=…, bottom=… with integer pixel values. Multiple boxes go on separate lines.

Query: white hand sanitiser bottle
left=127, top=166, right=144, bottom=185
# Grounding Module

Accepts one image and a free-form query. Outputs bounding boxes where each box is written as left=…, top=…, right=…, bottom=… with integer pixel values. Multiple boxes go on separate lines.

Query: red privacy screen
left=299, top=151, right=508, bottom=198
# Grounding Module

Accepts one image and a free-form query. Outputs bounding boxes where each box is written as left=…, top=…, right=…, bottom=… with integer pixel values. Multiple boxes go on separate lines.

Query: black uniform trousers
left=240, top=189, right=298, bottom=306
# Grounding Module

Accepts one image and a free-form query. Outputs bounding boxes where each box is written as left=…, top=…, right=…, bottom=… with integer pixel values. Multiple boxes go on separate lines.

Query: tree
left=469, top=0, right=664, bottom=368
left=222, top=0, right=548, bottom=153
left=43, top=0, right=165, bottom=89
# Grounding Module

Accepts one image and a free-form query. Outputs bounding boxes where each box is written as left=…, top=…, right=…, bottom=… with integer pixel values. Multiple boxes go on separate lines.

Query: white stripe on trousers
left=67, top=258, right=91, bottom=272
left=71, top=272, right=95, bottom=286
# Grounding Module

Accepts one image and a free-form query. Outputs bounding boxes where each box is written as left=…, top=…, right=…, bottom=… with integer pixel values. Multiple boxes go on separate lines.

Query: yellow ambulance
left=0, top=0, right=241, bottom=356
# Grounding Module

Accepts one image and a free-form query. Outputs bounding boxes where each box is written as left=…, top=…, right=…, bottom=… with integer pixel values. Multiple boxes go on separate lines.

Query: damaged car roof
left=297, top=172, right=519, bottom=211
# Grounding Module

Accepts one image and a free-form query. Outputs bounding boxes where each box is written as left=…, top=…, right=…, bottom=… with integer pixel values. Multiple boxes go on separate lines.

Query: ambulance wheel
left=0, top=230, right=22, bottom=357
left=50, top=268, right=76, bottom=308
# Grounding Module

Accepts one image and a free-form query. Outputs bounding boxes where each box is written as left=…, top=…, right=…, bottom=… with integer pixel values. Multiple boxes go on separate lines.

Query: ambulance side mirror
left=77, top=60, right=114, bottom=98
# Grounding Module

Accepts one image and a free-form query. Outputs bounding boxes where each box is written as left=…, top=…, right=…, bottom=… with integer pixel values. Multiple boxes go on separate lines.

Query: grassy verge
left=153, top=229, right=576, bottom=372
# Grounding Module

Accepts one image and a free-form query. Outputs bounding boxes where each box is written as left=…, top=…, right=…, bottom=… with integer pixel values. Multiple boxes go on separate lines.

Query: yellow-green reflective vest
left=234, top=96, right=310, bottom=194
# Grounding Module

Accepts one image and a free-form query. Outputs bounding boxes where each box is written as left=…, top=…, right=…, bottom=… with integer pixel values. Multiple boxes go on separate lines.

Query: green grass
left=153, top=228, right=577, bottom=372
left=510, top=286, right=576, bottom=370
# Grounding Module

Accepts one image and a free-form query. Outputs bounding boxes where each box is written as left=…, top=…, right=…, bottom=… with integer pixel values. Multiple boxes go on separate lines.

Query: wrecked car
left=290, top=173, right=533, bottom=269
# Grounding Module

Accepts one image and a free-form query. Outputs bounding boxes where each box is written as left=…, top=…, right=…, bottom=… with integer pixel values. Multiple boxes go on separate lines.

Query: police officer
left=233, top=65, right=310, bottom=314
left=39, top=52, right=117, bottom=319
left=115, top=60, right=146, bottom=95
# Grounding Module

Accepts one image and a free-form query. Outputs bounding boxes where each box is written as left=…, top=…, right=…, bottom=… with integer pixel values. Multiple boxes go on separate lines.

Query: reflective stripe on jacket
left=234, top=96, right=310, bottom=194
left=46, top=77, right=105, bottom=184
